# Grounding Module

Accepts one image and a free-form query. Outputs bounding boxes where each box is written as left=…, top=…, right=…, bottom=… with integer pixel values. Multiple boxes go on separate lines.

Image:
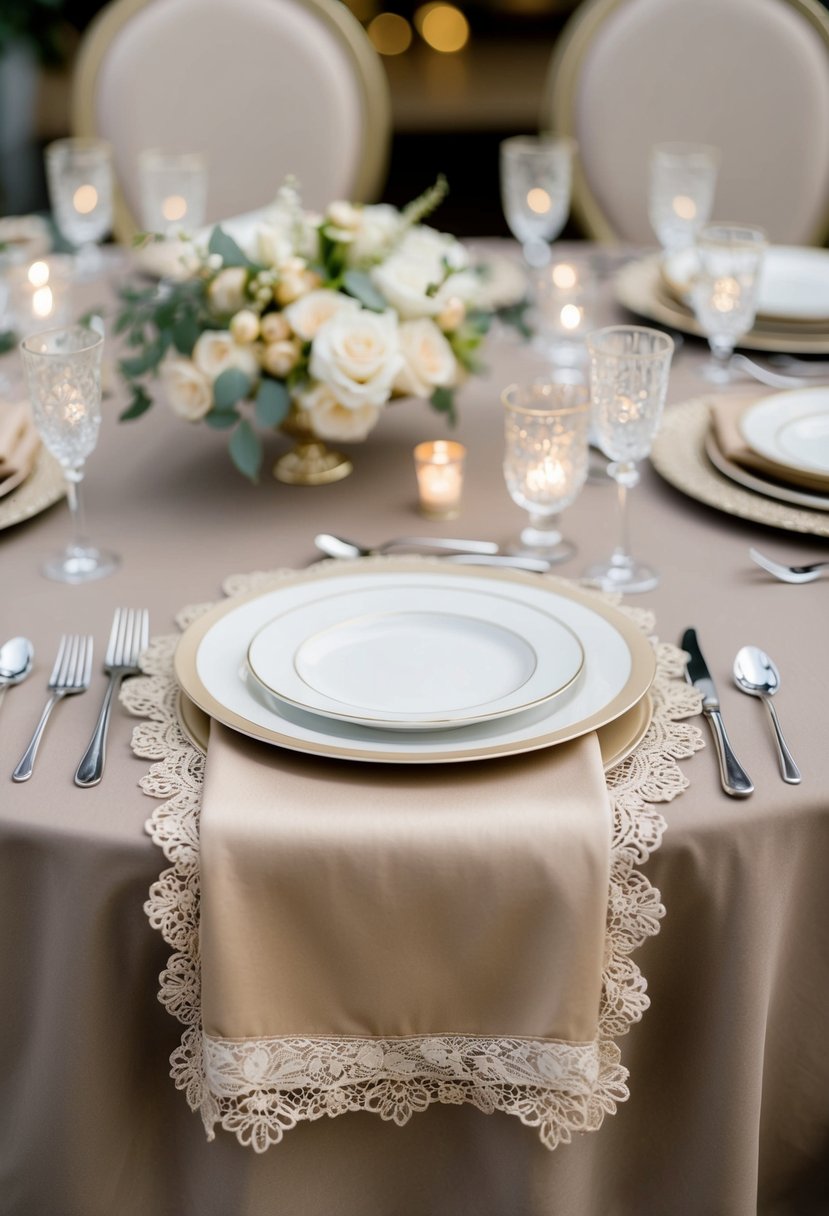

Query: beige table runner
left=127, top=573, right=702, bottom=1153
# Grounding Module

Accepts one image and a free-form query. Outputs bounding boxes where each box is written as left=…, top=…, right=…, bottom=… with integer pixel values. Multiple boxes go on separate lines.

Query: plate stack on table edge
left=0, top=400, right=64, bottom=530
left=173, top=558, right=657, bottom=771
left=650, top=392, right=829, bottom=537
left=615, top=251, right=829, bottom=355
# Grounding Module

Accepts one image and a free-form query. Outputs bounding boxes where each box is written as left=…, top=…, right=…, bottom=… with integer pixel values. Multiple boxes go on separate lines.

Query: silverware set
left=313, top=532, right=552, bottom=572
left=682, top=627, right=801, bottom=797
left=750, top=547, right=829, bottom=584
left=8, top=608, right=149, bottom=785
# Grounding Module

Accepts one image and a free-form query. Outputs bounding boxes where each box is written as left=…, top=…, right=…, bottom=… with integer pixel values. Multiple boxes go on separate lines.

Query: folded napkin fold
left=709, top=394, right=829, bottom=493
left=198, top=720, right=612, bottom=1117
left=0, top=401, right=40, bottom=497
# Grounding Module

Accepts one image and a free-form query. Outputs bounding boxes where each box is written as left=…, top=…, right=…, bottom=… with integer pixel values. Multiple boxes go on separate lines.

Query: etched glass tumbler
left=689, top=223, right=767, bottom=382
left=502, top=380, right=590, bottom=562
left=500, top=136, right=573, bottom=269
left=648, top=143, right=719, bottom=255
left=20, top=325, right=119, bottom=582
left=138, top=149, right=208, bottom=237
left=45, top=138, right=113, bottom=280
left=584, top=326, right=674, bottom=593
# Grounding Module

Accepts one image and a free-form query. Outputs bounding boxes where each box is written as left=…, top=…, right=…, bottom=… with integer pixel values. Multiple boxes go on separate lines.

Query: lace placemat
left=123, top=568, right=703, bottom=1153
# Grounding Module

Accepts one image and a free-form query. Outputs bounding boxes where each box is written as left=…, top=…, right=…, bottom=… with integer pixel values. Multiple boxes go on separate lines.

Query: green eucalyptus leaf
left=229, top=418, right=263, bottom=481
left=430, top=386, right=457, bottom=425
left=213, top=367, right=252, bottom=410
left=255, top=377, right=290, bottom=428
left=207, top=226, right=255, bottom=269
left=172, top=315, right=200, bottom=355
left=204, top=409, right=239, bottom=429
left=120, top=386, right=154, bottom=420
left=342, top=269, right=386, bottom=312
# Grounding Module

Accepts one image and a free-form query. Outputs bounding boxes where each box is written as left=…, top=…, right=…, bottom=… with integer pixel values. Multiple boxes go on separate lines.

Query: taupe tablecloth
left=2, top=243, right=828, bottom=1215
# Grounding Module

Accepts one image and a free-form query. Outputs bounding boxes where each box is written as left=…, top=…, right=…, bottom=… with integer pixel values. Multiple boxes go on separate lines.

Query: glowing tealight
left=672, top=194, right=697, bottom=221
left=27, top=261, right=50, bottom=288
left=560, top=303, right=583, bottom=331
left=527, top=187, right=551, bottom=215
left=32, top=286, right=54, bottom=319
left=162, top=194, right=188, bottom=223
left=73, top=184, right=98, bottom=215
left=414, top=439, right=466, bottom=518
left=551, top=262, right=577, bottom=290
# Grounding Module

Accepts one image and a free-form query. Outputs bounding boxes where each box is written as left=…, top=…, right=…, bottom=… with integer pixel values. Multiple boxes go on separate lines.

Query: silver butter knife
left=682, top=628, right=754, bottom=798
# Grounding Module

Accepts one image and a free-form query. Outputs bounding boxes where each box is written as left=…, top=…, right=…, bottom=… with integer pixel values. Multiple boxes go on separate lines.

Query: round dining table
left=1, top=242, right=827, bottom=1216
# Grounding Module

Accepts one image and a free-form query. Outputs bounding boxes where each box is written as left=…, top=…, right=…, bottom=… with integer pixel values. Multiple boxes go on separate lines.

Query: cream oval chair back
left=72, top=0, right=392, bottom=243
left=543, top=0, right=829, bottom=245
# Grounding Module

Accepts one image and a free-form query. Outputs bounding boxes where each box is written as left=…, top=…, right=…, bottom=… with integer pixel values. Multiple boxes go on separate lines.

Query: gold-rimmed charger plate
left=174, top=558, right=657, bottom=766
left=617, top=255, right=829, bottom=354
left=651, top=398, right=829, bottom=537
left=704, top=428, right=829, bottom=513
left=175, top=687, right=654, bottom=773
left=0, top=448, right=65, bottom=530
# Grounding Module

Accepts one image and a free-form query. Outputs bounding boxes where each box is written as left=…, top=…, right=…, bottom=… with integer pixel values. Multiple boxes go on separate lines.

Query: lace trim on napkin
left=123, top=566, right=703, bottom=1153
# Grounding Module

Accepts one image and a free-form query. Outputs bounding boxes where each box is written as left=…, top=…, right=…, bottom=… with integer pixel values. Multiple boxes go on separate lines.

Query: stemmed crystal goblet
left=648, top=142, right=720, bottom=256
left=502, top=380, right=590, bottom=562
left=500, top=135, right=573, bottom=269
left=45, top=138, right=114, bottom=281
left=20, top=325, right=119, bottom=582
left=688, top=223, right=768, bottom=383
left=583, top=326, right=674, bottom=594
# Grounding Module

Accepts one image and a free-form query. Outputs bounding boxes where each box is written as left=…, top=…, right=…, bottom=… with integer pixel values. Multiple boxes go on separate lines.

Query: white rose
left=397, top=225, right=469, bottom=271
left=297, top=381, right=381, bottom=442
left=275, top=267, right=321, bottom=307
left=370, top=254, right=441, bottom=320
left=208, top=267, right=248, bottom=315
left=435, top=295, right=466, bottom=332
left=192, top=330, right=259, bottom=381
left=310, top=309, right=402, bottom=409
left=326, top=200, right=361, bottom=231
left=347, top=204, right=401, bottom=264
left=284, top=289, right=360, bottom=341
left=160, top=357, right=212, bottom=422
left=256, top=221, right=293, bottom=269
left=394, top=319, right=458, bottom=398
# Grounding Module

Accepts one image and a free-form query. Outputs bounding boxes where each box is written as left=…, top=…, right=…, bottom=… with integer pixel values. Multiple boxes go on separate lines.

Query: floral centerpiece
left=116, top=178, right=524, bottom=482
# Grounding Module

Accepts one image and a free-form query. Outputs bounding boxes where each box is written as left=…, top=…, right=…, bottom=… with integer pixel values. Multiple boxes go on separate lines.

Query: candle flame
left=32, top=286, right=54, bottom=318
left=162, top=194, right=188, bottom=222
left=73, top=184, right=98, bottom=214
left=527, top=187, right=551, bottom=215
left=27, top=261, right=50, bottom=288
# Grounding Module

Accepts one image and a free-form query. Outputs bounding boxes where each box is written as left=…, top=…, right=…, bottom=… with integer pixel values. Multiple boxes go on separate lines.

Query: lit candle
left=413, top=439, right=466, bottom=518
left=162, top=194, right=188, bottom=223
left=7, top=256, right=71, bottom=332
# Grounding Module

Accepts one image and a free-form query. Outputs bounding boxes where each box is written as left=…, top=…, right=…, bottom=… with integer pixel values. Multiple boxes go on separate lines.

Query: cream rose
left=397, top=225, right=469, bottom=272
left=160, top=357, right=212, bottom=422
left=260, top=312, right=291, bottom=344
left=393, top=319, right=458, bottom=399
left=309, top=309, right=402, bottom=409
left=192, top=330, right=259, bottom=381
left=208, top=267, right=248, bottom=315
left=229, top=309, right=260, bottom=344
left=262, top=338, right=301, bottom=377
left=284, top=289, right=360, bottom=341
left=371, top=255, right=479, bottom=322
left=347, top=204, right=401, bottom=264
left=297, top=381, right=381, bottom=442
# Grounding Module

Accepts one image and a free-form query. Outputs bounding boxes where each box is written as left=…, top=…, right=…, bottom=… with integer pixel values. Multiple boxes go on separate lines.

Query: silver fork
left=74, top=608, right=149, bottom=788
left=12, top=634, right=94, bottom=782
left=749, top=547, right=829, bottom=584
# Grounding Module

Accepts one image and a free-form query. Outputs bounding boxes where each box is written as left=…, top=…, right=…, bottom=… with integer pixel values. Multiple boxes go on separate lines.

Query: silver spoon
left=0, top=636, right=34, bottom=709
left=315, top=533, right=500, bottom=559
left=733, top=645, right=801, bottom=784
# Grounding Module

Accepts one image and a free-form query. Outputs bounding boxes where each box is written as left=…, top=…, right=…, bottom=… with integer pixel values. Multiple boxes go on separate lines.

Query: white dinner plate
left=175, top=560, right=655, bottom=765
left=740, top=387, right=829, bottom=479
left=664, top=245, right=829, bottom=323
left=246, top=583, right=585, bottom=730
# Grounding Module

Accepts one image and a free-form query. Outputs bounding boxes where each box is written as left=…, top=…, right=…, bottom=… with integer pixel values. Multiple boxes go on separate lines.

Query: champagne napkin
left=199, top=723, right=612, bottom=1048
left=0, top=402, right=40, bottom=498
left=709, top=394, right=829, bottom=493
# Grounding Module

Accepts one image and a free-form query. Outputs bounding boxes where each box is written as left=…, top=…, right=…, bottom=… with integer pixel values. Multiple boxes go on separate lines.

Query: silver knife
left=682, top=628, right=754, bottom=798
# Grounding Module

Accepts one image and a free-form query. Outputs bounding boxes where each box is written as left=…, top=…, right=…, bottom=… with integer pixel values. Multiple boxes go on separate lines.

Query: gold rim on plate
left=0, top=448, right=65, bottom=531
left=616, top=255, right=829, bottom=354
left=173, top=558, right=657, bottom=765
left=651, top=398, right=829, bottom=537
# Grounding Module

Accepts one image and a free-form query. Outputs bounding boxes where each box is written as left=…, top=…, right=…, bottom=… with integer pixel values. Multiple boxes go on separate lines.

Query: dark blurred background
left=0, top=0, right=582, bottom=237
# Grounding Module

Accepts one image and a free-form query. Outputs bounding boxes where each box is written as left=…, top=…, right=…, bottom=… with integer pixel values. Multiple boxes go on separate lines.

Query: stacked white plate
left=174, top=559, right=656, bottom=769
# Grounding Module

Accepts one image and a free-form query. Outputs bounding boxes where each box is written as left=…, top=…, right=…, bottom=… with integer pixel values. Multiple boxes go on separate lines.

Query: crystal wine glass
left=45, top=138, right=114, bottom=281
left=648, top=142, right=719, bottom=256
left=502, top=380, right=590, bottom=562
left=19, top=325, right=119, bottom=582
left=583, top=326, right=674, bottom=593
left=138, top=149, right=208, bottom=237
left=688, top=223, right=768, bottom=383
left=500, top=135, right=574, bottom=269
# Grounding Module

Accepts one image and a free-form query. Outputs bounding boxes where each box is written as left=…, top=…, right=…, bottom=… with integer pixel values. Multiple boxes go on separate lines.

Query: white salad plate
left=740, top=387, right=829, bottom=478
left=246, top=583, right=585, bottom=731
left=664, top=245, right=829, bottom=323
left=175, top=560, right=655, bottom=765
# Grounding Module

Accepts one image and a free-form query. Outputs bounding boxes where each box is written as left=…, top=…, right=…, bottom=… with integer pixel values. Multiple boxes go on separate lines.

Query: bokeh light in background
left=417, top=4, right=470, bottom=52
left=368, top=11, right=414, bottom=55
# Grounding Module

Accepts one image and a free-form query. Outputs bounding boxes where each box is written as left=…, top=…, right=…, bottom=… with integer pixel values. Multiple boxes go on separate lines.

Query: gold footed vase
left=273, top=408, right=353, bottom=486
